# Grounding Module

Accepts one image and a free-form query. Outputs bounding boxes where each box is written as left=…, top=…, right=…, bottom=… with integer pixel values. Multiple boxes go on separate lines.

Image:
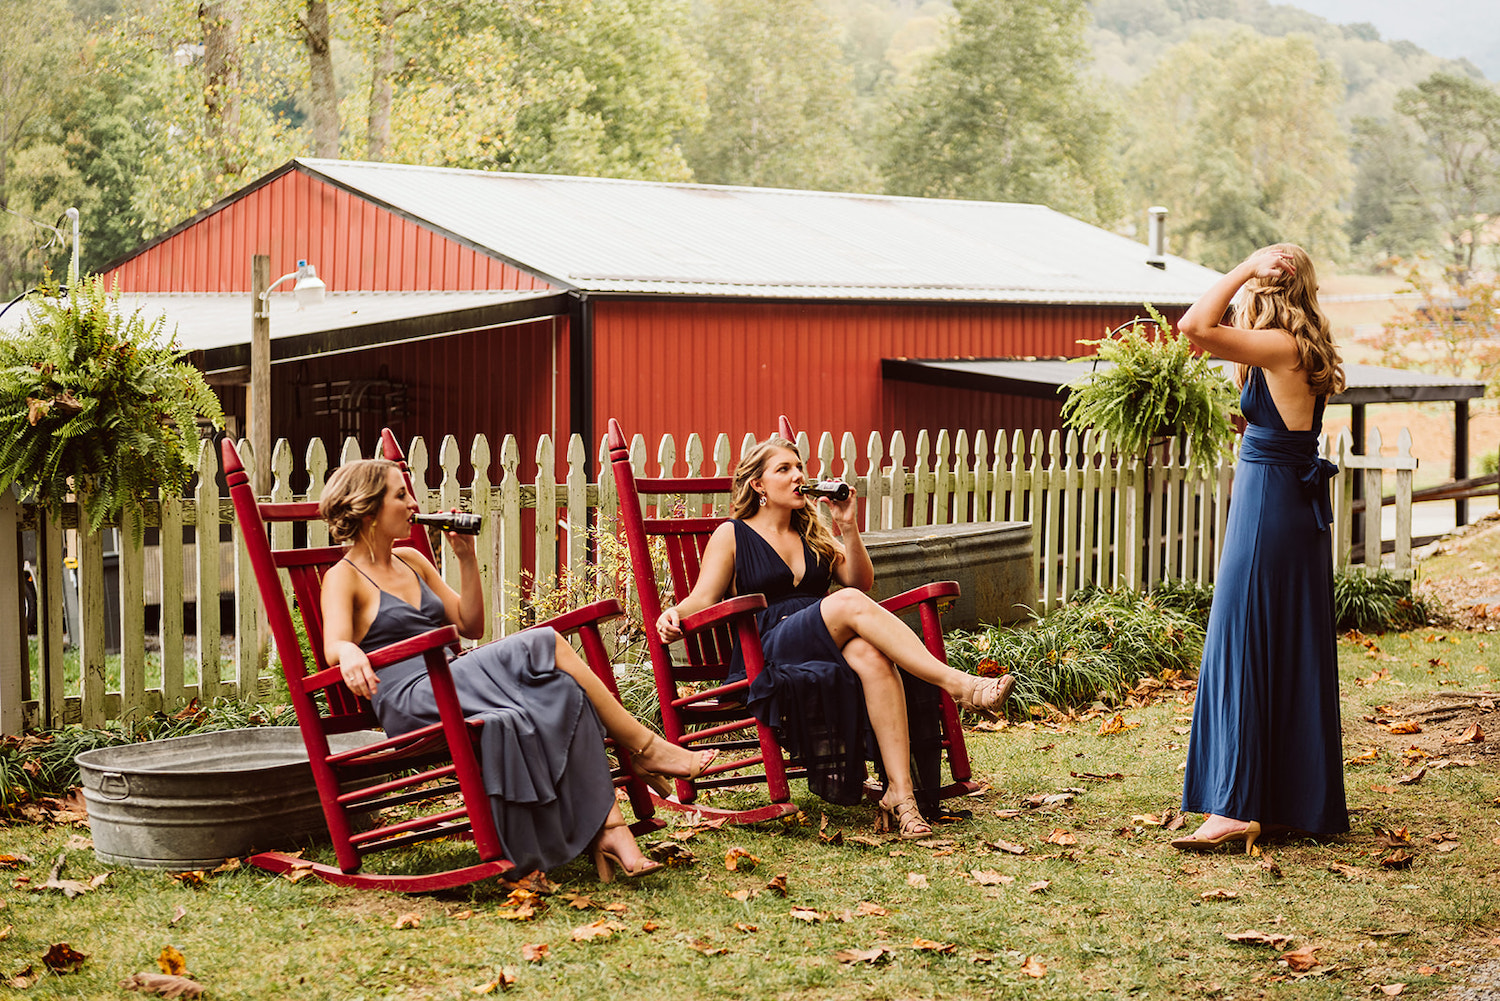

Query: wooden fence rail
left=0, top=425, right=1415, bottom=734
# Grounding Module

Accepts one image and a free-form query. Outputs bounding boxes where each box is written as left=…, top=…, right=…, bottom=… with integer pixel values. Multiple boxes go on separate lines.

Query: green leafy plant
left=1334, top=567, right=1433, bottom=633
left=1060, top=304, right=1241, bottom=472
left=0, top=275, right=224, bottom=539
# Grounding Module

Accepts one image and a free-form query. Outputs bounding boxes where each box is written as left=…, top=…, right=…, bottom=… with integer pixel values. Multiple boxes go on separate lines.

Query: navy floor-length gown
left=1181, top=367, right=1349, bottom=835
left=729, top=520, right=945, bottom=810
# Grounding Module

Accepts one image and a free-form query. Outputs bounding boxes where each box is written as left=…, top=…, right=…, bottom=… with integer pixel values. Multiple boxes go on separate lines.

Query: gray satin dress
left=351, top=560, right=614, bottom=873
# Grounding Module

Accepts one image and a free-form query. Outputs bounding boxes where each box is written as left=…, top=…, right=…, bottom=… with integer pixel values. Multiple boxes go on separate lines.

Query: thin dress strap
left=342, top=555, right=420, bottom=595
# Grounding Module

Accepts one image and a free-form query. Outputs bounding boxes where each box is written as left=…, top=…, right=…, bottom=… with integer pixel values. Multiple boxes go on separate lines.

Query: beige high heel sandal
left=1169, top=820, right=1261, bottom=855
left=955, top=673, right=1015, bottom=718
left=627, top=733, right=718, bottom=798
left=591, top=821, right=664, bottom=883
left=876, top=793, right=933, bottom=840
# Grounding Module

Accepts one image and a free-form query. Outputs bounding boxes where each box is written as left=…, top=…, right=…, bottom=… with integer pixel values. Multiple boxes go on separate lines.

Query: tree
left=1394, top=72, right=1500, bottom=282
left=1121, top=30, right=1351, bottom=270
left=1347, top=116, right=1436, bottom=264
left=879, top=0, right=1123, bottom=225
left=681, top=0, right=877, bottom=192
left=1372, top=261, right=1500, bottom=395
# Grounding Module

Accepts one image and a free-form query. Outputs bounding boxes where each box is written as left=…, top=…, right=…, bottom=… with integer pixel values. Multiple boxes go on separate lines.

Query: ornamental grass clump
left=946, top=586, right=1207, bottom=717
left=1333, top=567, right=1433, bottom=633
left=1060, top=304, right=1240, bottom=473
left=0, top=275, right=224, bottom=539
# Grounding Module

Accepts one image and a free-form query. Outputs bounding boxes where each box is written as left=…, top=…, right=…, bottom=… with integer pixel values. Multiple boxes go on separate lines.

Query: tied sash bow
left=1238, top=425, right=1338, bottom=532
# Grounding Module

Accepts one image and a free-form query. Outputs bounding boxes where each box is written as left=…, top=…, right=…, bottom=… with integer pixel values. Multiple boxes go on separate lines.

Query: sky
left=1285, top=0, right=1499, bottom=80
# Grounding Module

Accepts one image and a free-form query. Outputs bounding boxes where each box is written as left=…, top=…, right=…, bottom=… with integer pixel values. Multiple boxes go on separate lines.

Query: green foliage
left=945, top=585, right=1207, bottom=718
left=1059, top=305, right=1240, bottom=472
left=681, top=0, right=877, bottom=193
left=1347, top=116, right=1437, bottom=265
left=0, top=275, right=225, bottom=538
left=1119, top=30, right=1351, bottom=269
left=1333, top=567, right=1433, bottom=633
left=879, top=0, right=1123, bottom=225
left=1371, top=260, right=1500, bottom=393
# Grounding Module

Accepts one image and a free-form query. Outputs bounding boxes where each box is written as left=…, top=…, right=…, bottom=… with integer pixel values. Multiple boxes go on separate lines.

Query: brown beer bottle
left=410, top=511, right=483, bottom=534
left=796, top=481, right=851, bottom=501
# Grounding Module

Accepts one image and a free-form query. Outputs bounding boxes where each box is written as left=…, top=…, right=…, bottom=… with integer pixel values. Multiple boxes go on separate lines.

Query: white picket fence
left=0, top=424, right=1415, bottom=734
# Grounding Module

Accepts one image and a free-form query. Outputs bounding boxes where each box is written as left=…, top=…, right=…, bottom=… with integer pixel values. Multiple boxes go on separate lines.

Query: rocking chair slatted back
left=222, top=438, right=513, bottom=892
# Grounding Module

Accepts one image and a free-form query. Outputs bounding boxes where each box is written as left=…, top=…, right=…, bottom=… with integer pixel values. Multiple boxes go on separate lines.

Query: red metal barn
left=102, top=159, right=1219, bottom=476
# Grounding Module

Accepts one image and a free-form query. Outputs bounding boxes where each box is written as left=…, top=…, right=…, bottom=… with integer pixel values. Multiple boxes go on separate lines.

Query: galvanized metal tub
left=76, top=727, right=380, bottom=869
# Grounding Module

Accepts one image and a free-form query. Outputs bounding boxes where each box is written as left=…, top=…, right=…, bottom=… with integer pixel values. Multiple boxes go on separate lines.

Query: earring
left=758, top=493, right=767, bottom=507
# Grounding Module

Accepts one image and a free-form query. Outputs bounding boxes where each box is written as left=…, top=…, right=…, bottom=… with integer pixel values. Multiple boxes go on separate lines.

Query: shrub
left=1334, top=567, right=1432, bottom=633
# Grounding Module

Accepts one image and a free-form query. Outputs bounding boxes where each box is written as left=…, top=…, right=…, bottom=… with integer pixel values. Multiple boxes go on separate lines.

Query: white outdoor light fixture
left=260, top=259, right=327, bottom=309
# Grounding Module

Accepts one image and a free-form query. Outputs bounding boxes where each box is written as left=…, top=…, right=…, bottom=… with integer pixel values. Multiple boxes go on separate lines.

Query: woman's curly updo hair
left=730, top=436, right=840, bottom=568
left=1234, top=243, right=1346, bottom=396
left=320, top=458, right=400, bottom=544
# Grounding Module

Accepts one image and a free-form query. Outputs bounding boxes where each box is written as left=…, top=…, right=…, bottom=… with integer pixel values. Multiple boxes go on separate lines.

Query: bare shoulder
left=394, top=546, right=440, bottom=580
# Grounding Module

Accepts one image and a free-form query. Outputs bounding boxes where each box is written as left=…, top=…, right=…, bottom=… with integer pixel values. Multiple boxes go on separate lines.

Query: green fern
left=1060, top=304, right=1240, bottom=473
left=0, top=276, right=224, bottom=541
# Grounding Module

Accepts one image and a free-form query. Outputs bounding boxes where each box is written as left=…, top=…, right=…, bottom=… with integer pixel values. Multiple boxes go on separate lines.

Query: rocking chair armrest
left=679, top=594, right=769, bottom=633
left=877, top=580, right=960, bottom=615
left=301, top=625, right=462, bottom=693
left=536, top=598, right=624, bottom=634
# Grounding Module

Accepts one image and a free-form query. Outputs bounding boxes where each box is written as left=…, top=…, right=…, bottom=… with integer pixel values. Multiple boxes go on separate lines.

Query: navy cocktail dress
left=729, top=520, right=944, bottom=809
left=1181, top=367, right=1348, bottom=835
left=352, top=560, right=615, bottom=873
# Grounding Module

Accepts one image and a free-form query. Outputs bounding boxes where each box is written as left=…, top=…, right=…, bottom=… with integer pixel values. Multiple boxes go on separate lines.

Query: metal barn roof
left=297, top=158, right=1221, bottom=306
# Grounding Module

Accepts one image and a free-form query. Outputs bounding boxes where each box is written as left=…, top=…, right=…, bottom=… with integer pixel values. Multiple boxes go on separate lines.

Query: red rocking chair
left=606, top=416, right=980, bottom=825
left=222, top=435, right=656, bottom=892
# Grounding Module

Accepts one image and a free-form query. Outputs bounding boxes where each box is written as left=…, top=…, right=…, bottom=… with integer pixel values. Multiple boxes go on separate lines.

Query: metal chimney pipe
left=1146, top=206, right=1168, bottom=269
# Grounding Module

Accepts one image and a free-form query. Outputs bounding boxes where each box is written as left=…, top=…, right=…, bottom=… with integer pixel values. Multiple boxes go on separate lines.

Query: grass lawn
left=1, top=635, right=1495, bottom=998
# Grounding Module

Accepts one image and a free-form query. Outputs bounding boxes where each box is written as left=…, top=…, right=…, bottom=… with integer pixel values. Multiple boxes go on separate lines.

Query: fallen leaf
left=733, top=922, right=758, bottom=933
left=648, top=842, right=697, bottom=865
left=394, top=913, right=421, bottom=930
left=914, top=838, right=956, bottom=849
left=1281, top=945, right=1320, bottom=972
left=470, top=967, right=518, bottom=994
left=119, top=972, right=206, bottom=998
left=855, top=902, right=888, bottom=917
left=1020, top=955, right=1048, bottom=977
left=1201, top=889, right=1238, bottom=901
left=1260, top=856, right=1283, bottom=878
left=1380, top=850, right=1415, bottom=870
left=168, top=871, right=206, bottom=890
left=911, top=938, right=956, bottom=953
left=496, top=903, right=538, bottom=921
left=1376, top=985, right=1405, bottom=996
left=724, top=847, right=759, bottom=872
left=686, top=939, right=728, bottom=956
left=1224, top=930, right=1292, bottom=949
left=993, top=809, right=1023, bottom=819
left=985, top=839, right=1028, bottom=855
left=849, top=835, right=883, bottom=848
left=1417, top=965, right=1439, bottom=975
left=1328, top=863, right=1363, bottom=879
left=1385, top=720, right=1422, bottom=734
left=1346, top=747, right=1380, bottom=765
left=1026, top=880, right=1050, bottom=894
left=1070, top=771, right=1123, bottom=781
left=1434, top=841, right=1460, bottom=853
left=1377, top=827, right=1411, bottom=847
left=906, top=873, right=929, bottom=889
left=504, top=871, right=559, bottom=895
left=970, top=869, right=1008, bottom=886
left=1044, top=828, right=1077, bottom=846
left=157, top=946, right=187, bottom=976
left=1131, top=813, right=1163, bottom=827
left=1445, top=723, right=1484, bottom=745
left=520, top=943, right=547, bottom=963
left=835, top=946, right=891, bottom=965
left=765, top=873, right=789, bottom=897
left=1395, top=767, right=1427, bottom=786
left=0, top=855, right=30, bottom=870
left=570, top=919, right=625, bottom=942
left=42, top=942, right=87, bottom=973
left=6, top=964, right=35, bottom=989
left=169, top=905, right=187, bottom=927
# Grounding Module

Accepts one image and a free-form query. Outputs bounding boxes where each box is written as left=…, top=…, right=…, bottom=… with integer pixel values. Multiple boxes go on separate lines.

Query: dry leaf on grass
left=1280, top=945, right=1320, bottom=972
left=1070, top=771, right=1124, bottom=781
left=724, top=847, right=759, bottom=872
left=765, top=873, right=789, bottom=897
left=1376, top=827, right=1412, bottom=847
left=394, top=913, right=421, bottom=930
left=520, top=943, right=548, bottom=963
left=157, top=946, right=187, bottom=976
left=733, top=922, right=758, bottom=934
left=686, top=939, right=728, bottom=956
left=970, top=870, right=1011, bottom=886
left=790, top=907, right=823, bottom=923
left=1395, top=768, right=1427, bottom=785
left=726, top=888, right=756, bottom=902
left=856, top=902, right=888, bottom=917
left=1044, top=828, right=1077, bottom=846
left=985, top=839, right=1028, bottom=855
left=835, top=946, right=891, bottom=965
left=647, top=842, right=697, bottom=865
left=30, top=853, right=105, bottom=898
left=570, top=919, right=625, bottom=942
left=1380, top=850, right=1415, bottom=869
left=1385, top=720, right=1422, bottom=734
left=7, top=964, right=35, bottom=989
left=169, top=905, right=187, bottom=927
left=470, top=967, right=518, bottom=994
left=1027, top=880, right=1051, bottom=894
left=1376, top=985, right=1405, bottom=996
left=912, top=938, right=957, bottom=953
left=42, top=942, right=87, bottom=973
left=1224, top=930, right=1292, bottom=949
left=1200, top=889, right=1239, bottom=901
left=906, top=873, right=930, bottom=889
left=119, top=972, right=206, bottom=998
left=1019, top=955, right=1048, bottom=977
left=914, top=838, right=956, bottom=850
left=1346, top=747, right=1380, bottom=765
left=0, top=854, right=30, bottom=869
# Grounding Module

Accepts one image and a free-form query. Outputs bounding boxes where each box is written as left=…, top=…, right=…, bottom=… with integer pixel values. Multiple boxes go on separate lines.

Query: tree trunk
left=365, top=0, right=399, bottom=161
left=199, top=0, right=243, bottom=175
left=304, top=0, right=339, bottom=157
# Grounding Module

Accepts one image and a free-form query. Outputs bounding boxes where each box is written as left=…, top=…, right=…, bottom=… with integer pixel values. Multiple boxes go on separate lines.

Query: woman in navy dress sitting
left=656, top=436, right=1013, bottom=839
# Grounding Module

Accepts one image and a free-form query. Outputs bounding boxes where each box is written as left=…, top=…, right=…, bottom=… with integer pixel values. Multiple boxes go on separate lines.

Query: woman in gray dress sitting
left=318, top=459, right=713, bottom=881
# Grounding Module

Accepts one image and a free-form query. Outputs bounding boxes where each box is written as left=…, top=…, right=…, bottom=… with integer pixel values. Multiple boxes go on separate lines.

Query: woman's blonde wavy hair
left=730, top=436, right=841, bottom=568
left=1233, top=243, right=1346, bottom=396
left=319, top=458, right=400, bottom=544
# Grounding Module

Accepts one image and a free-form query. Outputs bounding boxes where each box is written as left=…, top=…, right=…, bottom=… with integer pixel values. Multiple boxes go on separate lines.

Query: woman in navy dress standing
left=1173, top=244, right=1349, bottom=851
left=656, top=436, right=1014, bottom=839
